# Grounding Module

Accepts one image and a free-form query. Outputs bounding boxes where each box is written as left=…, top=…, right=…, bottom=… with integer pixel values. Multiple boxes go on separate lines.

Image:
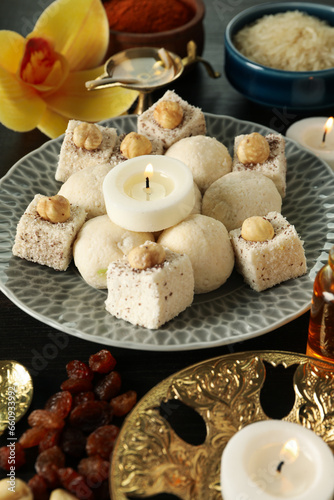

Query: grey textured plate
left=0, top=114, right=333, bottom=351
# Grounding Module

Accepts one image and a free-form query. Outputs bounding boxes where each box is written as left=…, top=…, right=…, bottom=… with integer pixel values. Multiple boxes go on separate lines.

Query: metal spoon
left=0, top=361, right=33, bottom=436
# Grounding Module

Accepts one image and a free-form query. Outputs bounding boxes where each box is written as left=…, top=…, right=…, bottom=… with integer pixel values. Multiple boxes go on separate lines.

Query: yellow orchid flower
left=0, top=0, right=138, bottom=138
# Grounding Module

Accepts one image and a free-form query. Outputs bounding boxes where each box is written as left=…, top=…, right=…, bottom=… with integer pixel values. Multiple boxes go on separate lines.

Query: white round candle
left=221, top=420, right=334, bottom=500
left=286, top=117, right=334, bottom=170
left=103, top=155, right=195, bottom=232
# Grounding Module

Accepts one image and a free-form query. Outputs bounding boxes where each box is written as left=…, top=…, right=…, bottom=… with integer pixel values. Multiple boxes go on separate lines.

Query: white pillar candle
left=103, top=155, right=195, bottom=232
left=221, top=420, right=334, bottom=500
left=286, top=117, right=334, bottom=170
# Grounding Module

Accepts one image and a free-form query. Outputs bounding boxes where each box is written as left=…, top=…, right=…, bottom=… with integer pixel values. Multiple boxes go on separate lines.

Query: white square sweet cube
left=229, top=211, right=306, bottom=292
left=12, top=194, right=86, bottom=271
left=137, top=90, right=206, bottom=149
left=56, top=120, right=117, bottom=182
left=105, top=248, right=194, bottom=329
left=233, top=133, right=287, bottom=197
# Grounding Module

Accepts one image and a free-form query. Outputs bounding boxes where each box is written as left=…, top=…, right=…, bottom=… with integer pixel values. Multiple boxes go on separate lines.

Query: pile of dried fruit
left=0, top=349, right=137, bottom=500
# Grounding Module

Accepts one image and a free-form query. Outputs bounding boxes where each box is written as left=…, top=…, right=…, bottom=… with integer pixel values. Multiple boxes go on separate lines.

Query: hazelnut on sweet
left=37, top=195, right=71, bottom=223
left=120, top=132, right=152, bottom=159
left=153, top=100, right=184, bottom=129
left=0, top=478, right=33, bottom=500
left=73, top=122, right=102, bottom=150
left=237, top=132, right=270, bottom=164
left=128, top=241, right=166, bottom=270
left=241, top=216, right=274, bottom=242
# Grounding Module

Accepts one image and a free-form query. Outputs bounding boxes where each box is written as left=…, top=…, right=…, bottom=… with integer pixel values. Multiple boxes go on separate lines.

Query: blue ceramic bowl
left=224, top=2, right=334, bottom=110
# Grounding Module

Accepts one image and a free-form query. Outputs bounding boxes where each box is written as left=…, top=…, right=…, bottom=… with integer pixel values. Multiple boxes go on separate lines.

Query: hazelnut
left=237, top=132, right=270, bottom=164
left=128, top=241, right=166, bottom=270
left=50, top=489, right=78, bottom=500
left=73, top=122, right=102, bottom=150
left=153, top=101, right=183, bottom=129
left=120, top=132, right=152, bottom=159
left=37, top=195, right=71, bottom=223
left=0, top=478, right=33, bottom=500
left=241, top=216, right=275, bottom=242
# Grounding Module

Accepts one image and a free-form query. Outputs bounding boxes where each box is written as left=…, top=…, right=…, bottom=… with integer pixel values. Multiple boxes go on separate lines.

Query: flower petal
left=20, top=38, right=70, bottom=93
left=0, top=66, right=45, bottom=132
left=37, top=107, right=70, bottom=138
left=0, top=31, right=25, bottom=73
left=32, top=0, right=109, bottom=72
left=44, top=67, right=138, bottom=123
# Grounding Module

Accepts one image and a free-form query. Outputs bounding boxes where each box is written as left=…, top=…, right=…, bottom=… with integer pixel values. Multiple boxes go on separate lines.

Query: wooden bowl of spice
left=103, top=0, right=205, bottom=59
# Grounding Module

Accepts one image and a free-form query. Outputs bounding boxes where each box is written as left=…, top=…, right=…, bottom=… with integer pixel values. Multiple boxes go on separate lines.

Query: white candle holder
left=221, top=420, right=334, bottom=500
left=286, top=117, right=334, bottom=170
left=103, top=155, right=195, bottom=232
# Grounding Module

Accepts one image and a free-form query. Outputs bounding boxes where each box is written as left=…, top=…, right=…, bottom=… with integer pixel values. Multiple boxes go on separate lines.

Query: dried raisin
left=110, top=390, right=137, bottom=417
left=78, top=455, right=110, bottom=484
left=35, top=446, right=65, bottom=488
left=58, top=467, right=94, bottom=500
left=89, top=349, right=116, bottom=373
left=69, top=400, right=112, bottom=433
left=28, top=409, right=65, bottom=430
left=66, top=360, right=94, bottom=381
left=60, top=378, right=93, bottom=393
left=45, top=390, right=73, bottom=418
left=86, top=425, right=119, bottom=460
left=38, top=429, right=62, bottom=453
left=0, top=443, right=25, bottom=471
left=28, top=474, right=49, bottom=500
left=19, top=427, right=48, bottom=448
left=94, top=371, right=122, bottom=400
left=72, top=391, right=95, bottom=408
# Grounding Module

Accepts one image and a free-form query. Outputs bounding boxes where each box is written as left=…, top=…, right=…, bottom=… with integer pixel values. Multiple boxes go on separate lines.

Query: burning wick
left=144, top=163, right=153, bottom=198
left=276, top=460, right=285, bottom=473
left=321, top=116, right=334, bottom=146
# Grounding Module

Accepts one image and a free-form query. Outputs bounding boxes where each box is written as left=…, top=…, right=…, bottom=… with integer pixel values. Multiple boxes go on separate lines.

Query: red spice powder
left=104, top=0, right=195, bottom=33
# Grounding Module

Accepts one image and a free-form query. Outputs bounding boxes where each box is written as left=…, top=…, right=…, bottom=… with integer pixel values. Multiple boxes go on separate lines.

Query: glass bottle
left=307, top=246, right=334, bottom=363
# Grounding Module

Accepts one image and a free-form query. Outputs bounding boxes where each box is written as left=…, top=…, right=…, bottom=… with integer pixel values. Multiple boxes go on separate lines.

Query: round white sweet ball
left=202, top=171, right=282, bottom=232
left=165, top=135, right=232, bottom=193
left=158, top=214, right=234, bottom=294
left=73, top=215, right=154, bottom=289
left=58, top=163, right=110, bottom=220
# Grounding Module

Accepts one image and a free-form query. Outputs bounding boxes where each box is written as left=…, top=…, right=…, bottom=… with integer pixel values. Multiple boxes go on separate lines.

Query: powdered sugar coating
left=233, top=133, right=287, bottom=197
left=138, top=90, right=206, bottom=149
left=12, top=194, right=86, bottom=271
left=105, top=247, right=194, bottom=329
left=229, top=211, right=307, bottom=291
left=56, top=120, right=117, bottom=182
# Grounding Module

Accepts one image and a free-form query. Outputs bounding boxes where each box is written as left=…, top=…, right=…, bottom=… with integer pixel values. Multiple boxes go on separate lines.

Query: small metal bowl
left=224, top=2, right=334, bottom=110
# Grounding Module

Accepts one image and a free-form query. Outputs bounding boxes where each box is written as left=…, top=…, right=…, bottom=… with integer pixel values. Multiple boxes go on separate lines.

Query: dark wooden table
left=1, top=0, right=334, bottom=491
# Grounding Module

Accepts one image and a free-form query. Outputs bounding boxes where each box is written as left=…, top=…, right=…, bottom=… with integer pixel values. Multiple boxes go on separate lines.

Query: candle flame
left=145, top=163, right=154, bottom=177
left=280, top=439, right=299, bottom=464
left=325, top=117, right=334, bottom=135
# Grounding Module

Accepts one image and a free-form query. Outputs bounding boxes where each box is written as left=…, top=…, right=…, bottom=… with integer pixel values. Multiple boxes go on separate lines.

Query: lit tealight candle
left=221, top=420, right=334, bottom=500
left=286, top=117, right=334, bottom=170
left=103, top=155, right=195, bottom=232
